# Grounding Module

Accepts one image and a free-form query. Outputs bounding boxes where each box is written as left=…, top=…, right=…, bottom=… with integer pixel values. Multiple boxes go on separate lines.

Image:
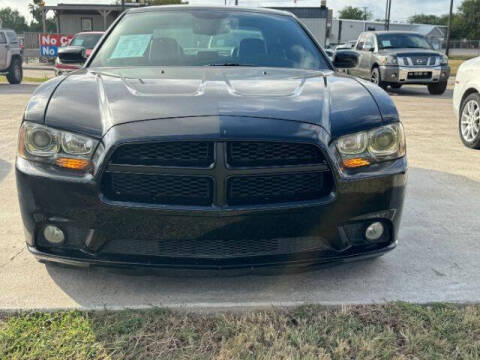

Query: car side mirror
left=58, top=46, right=87, bottom=64
left=333, top=51, right=359, bottom=69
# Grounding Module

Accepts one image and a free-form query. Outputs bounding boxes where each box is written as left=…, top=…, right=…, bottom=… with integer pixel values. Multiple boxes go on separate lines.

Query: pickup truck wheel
left=371, top=67, right=387, bottom=90
left=459, top=93, right=480, bottom=149
left=6, top=57, right=22, bottom=84
left=427, top=81, right=447, bottom=95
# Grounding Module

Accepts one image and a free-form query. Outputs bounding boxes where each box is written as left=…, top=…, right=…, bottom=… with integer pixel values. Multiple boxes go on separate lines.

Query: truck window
left=0, top=33, right=6, bottom=44
left=6, top=31, right=18, bottom=44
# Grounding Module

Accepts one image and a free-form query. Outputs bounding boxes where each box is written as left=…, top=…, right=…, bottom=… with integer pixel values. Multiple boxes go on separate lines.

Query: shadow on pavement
left=44, top=167, right=480, bottom=308
left=387, top=86, right=453, bottom=100
left=0, top=158, right=11, bottom=183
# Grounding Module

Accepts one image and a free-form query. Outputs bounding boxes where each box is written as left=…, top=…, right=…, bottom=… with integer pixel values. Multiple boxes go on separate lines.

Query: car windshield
left=70, top=33, right=102, bottom=49
left=89, top=9, right=329, bottom=70
left=377, top=33, right=432, bottom=50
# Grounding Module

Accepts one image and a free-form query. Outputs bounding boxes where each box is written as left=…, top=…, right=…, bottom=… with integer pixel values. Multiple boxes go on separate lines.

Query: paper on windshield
left=381, top=40, right=392, bottom=47
left=111, top=34, right=152, bottom=59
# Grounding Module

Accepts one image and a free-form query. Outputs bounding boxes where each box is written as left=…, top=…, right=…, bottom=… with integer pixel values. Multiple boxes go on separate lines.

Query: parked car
left=0, top=28, right=22, bottom=84
left=350, top=31, right=450, bottom=95
left=453, top=57, right=480, bottom=148
left=17, top=6, right=407, bottom=270
left=54, top=32, right=103, bottom=76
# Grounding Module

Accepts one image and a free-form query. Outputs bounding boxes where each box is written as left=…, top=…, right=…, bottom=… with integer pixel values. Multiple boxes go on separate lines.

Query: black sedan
left=16, top=6, right=407, bottom=270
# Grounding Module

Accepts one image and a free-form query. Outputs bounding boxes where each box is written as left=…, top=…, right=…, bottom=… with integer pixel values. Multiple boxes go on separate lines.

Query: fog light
left=365, top=222, right=384, bottom=242
left=43, top=225, right=65, bottom=244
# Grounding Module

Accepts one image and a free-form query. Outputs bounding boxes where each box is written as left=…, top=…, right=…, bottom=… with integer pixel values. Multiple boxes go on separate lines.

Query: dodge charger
left=16, top=6, right=407, bottom=269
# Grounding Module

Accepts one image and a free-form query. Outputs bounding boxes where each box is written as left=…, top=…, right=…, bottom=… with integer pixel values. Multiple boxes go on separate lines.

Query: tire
left=427, top=81, right=447, bottom=95
left=371, top=67, right=387, bottom=90
left=459, top=93, right=480, bottom=149
left=390, top=84, right=402, bottom=89
left=6, top=57, right=22, bottom=84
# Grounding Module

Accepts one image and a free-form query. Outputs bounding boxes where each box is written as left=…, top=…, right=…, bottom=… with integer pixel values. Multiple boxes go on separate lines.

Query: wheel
left=6, top=57, right=22, bottom=84
left=459, top=93, right=480, bottom=149
left=390, top=84, right=402, bottom=89
left=371, top=67, right=387, bottom=90
left=427, top=81, right=447, bottom=95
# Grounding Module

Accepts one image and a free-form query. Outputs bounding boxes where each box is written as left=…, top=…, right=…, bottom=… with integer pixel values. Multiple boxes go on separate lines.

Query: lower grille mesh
left=100, top=237, right=328, bottom=258
left=103, top=173, right=213, bottom=206
left=227, top=172, right=331, bottom=205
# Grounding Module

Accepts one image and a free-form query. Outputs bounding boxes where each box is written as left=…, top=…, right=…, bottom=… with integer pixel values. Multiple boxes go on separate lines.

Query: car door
left=358, top=33, right=375, bottom=79
left=350, top=33, right=366, bottom=77
left=0, top=32, right=8, bottom=69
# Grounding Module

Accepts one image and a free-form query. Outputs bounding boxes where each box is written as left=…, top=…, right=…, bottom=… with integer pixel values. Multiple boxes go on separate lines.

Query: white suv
left=454, top=57, right=480, bottom=149
left=0, top=28, right=23, bottom=84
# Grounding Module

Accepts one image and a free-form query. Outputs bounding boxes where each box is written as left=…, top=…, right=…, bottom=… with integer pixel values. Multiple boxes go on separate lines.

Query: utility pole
left=385, top=0, right=392, bottom=31
left=121, top=0, right=125, bottom=12
left=446, top=0, right=454, bottom=56
left=363, top=7, right=368, bottom=21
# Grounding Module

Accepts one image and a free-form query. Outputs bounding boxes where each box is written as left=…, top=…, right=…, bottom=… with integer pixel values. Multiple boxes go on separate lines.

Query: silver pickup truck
left=0, top=28, right=23, bottom=84
left=349, top=31, right=450, bottom=95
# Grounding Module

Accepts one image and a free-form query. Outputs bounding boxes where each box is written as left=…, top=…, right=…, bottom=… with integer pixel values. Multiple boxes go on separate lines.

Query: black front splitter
left=29, top=242, right=396, bottom=275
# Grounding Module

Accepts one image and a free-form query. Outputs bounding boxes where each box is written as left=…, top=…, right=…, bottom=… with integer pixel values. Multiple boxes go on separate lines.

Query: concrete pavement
left=0, top=83, right=479, bottom=310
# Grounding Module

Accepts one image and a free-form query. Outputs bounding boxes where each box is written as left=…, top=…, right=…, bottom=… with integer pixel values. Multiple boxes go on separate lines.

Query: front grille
left=110, top=142, right=214, bottom=167
left=411, top=56, right=429, bottom=66
left=102, top=141, right=333, bottom=207
left=100, top=236, right=328, bottom=258
left=227, top=172, right=332, bottom=205
left=102, top=173, right=213, bottom=206
left=227, top=142, right=324, bottom=167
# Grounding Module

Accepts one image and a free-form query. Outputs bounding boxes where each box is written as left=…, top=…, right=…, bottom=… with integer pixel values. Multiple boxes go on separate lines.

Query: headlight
left=380, top=55, right=398, bottom=66
left=440, top=55, right=449, bottom=66
left=18, top=122, right=98, bottom=171
left=336, top=123, right=406, bottom=169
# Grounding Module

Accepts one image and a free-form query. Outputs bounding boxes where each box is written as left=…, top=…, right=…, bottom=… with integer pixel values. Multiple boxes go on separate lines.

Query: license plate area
left=408, top=71, right=432, bottom=80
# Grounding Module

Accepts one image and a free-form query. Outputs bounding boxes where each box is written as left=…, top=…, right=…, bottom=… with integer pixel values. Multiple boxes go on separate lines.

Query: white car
left=453, top=57, right=480, bottom=148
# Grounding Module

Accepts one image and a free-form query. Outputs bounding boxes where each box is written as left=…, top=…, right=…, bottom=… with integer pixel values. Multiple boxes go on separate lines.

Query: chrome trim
left=397, top=66, right=442, bottom=83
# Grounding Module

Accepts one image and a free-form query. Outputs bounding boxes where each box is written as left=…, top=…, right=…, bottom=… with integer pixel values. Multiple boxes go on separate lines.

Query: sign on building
left=39, top=34, right=73, bottom=57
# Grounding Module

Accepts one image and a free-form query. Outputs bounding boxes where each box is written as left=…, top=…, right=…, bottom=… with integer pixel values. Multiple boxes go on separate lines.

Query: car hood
left=378, top=48, right=443, bottom=57
left=34, top=67, right=390, bottom=139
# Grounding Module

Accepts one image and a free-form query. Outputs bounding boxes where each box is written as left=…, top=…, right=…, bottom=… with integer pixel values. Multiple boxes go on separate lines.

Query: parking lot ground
left=0, top=83, right=479, bottom=311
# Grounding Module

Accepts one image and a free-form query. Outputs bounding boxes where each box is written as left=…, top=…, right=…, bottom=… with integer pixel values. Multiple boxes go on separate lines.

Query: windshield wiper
left=208, top=63, right=255, bottom=67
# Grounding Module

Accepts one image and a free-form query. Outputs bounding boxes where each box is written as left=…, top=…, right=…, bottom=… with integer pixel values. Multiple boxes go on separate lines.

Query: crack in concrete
left=0, top=247, right=26, bottom=268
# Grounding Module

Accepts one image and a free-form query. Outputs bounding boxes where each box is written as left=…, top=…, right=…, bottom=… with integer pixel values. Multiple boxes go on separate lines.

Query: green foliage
left=0, top=8, right=29, bottom=32
left=339, top=6, right=372, bottom=21
left=408, top=0, right=480, bottom=40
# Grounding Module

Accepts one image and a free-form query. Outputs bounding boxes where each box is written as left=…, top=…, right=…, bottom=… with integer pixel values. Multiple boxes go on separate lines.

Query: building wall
left=299, top=18, right=327, bottom=47
left=58, top=13, right=116, bottom=34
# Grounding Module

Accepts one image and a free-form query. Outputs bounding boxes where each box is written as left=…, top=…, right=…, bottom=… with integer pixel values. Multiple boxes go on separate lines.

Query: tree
left=0, top=8, right=29, bottom=32
left=409, top=14, right=446, bottom=25
left=457, top=0, right=480, bottom=39
left=338, top=6, right=372, bottom=20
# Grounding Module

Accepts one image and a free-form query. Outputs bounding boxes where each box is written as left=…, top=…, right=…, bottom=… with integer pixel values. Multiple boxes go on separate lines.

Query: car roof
left=366, top=31, right=423, bottom=36
left=127, top=5, right=294, bottom=17
left=74, top=32, right=104, bottom=36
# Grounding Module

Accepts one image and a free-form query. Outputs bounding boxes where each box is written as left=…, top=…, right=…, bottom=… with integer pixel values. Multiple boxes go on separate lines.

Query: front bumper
left=380, top=65, right=450, bottom=84
left=16, top=117, right=407, bottom=269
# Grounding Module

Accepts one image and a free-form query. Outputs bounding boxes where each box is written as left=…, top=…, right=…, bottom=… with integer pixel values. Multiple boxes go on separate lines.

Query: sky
left=0, top=0, right=463, bottom=23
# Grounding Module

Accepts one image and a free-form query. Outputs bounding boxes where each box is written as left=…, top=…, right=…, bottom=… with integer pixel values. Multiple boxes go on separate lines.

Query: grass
left=449, top=56, right=476, bottom=77
left=0, top=75, right=49, bottom=83
left=0, top=303, right=479, bottom=359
